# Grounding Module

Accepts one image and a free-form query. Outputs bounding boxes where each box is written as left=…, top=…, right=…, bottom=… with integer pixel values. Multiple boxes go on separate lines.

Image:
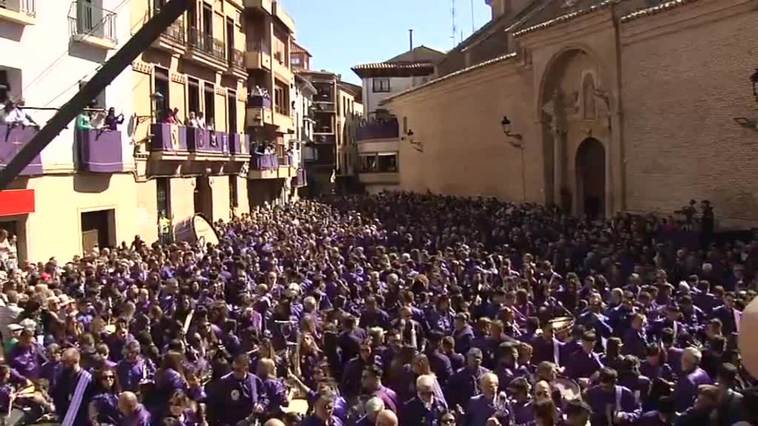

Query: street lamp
left=501, top=115, right=526, bottom=201
left=734, top=69, right=758, bottom=131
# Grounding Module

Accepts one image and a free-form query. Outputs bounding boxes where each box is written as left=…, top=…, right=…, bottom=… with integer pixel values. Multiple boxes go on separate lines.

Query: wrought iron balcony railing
left=69, top=1, right=117, bottom=43
left=188, top=27, right=226, bottom=62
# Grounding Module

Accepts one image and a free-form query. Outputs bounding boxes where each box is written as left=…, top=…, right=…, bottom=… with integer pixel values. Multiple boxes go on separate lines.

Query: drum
left=549, top=316, right=575, bottom=337
left=173, top=214, right=219, bottom=246
left=553, top=377, right=582, bottom=402
left=282, top=399, right=308, bottom=415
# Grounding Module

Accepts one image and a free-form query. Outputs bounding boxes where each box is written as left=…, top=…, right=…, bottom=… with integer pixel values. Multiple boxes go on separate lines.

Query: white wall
left=361, top=75, right=431, bottom=116
left=0, top=0, right=134, bottom=172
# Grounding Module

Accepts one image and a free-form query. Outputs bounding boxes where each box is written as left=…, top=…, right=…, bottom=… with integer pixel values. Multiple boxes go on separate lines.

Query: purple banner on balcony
left=150, top=123, right=188, bottom=153
left=186, top=127, right=228, bottom=156
left=0, top=124, right=43, bottom=176
left=252, top=153, right=278, bottom=170
left=76, top=129, right=124, bottom=173
left=229, top=133, right=249, bottom=156
left=356, top=119, right=400, bottom=141
left=248, top=95, right=272, bottom=109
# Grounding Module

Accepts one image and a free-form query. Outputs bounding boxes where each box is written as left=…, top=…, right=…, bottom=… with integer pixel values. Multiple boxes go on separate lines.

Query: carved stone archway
left=539, top=48, right=612, bottom=216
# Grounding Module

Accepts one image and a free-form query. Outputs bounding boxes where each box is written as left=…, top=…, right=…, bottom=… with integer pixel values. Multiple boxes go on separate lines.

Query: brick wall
left=621, top=3, right=758, bottom=227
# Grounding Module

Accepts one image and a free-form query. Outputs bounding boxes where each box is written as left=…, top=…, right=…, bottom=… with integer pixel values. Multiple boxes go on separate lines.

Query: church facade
left=384, top=0, right=758, bottom=228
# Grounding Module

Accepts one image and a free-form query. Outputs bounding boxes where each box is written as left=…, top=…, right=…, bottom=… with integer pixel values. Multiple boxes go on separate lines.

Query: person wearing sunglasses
left=88, top=367, right=122, bottom=426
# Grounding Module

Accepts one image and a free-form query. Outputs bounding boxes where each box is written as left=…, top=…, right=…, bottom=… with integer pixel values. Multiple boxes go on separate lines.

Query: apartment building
left=0, top=0, right=140, bottom=261
left=350, top=46, right=441, bottom=193
left=242, top=0, right=298, bottom=206
left=128, top=0, right=250, bottom=241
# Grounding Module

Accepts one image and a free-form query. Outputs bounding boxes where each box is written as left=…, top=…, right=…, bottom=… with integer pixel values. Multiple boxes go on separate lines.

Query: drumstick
left=183, top=309, right=195, bottom=336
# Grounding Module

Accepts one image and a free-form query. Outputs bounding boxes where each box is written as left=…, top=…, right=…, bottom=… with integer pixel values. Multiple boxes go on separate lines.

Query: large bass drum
left=173, top=214, right=220, bottom=246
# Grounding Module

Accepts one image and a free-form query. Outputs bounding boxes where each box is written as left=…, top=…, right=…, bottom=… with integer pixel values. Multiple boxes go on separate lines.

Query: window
left=156, top=177, right=171, bottom=216
left=0, top=70, right=9, bottom=104
left=227, top=91, right=237, bottom=133
left=229, top=176, right=238, bottom=208
left=274, top=81, right=288, bottom=115
left=201, top=2, right=212, bottom=37
left=372, top=78, right=390, bottom=93
left=203, top=82, right=215, bottom=126
left=153, top=68, right=170, bottom=120
left=188, top=77, right=200, bottom=118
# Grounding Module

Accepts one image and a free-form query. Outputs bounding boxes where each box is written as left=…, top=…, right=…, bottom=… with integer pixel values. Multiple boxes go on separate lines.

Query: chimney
left=409, top=29, right=414, bottom=52
left=488, top=0, right=507, bottom=19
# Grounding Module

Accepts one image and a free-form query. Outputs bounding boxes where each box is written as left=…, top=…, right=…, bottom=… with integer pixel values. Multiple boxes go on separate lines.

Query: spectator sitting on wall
left=104, top=107, right=124, bottom=131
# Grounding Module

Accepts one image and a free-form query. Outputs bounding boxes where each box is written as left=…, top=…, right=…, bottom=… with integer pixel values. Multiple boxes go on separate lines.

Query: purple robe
left=585, top=385, right=641, bottom=426
left=674, top=368, right=712, bottom=412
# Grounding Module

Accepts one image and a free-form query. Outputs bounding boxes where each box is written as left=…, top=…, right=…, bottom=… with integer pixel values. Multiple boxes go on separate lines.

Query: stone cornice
left=383, top=53, right=518, bottom=106
left=513, top=0, right=618, bottom=38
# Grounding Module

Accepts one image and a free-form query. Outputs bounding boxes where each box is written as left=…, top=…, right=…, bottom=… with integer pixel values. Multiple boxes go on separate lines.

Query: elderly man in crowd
left=0, top=193, right=754, bottom=425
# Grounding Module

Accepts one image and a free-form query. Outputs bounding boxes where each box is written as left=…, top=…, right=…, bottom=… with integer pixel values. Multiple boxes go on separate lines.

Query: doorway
left=575, top=138, right=605, bottom=219
left=81, top=209, right=115, bottom=254
left=194, top=176, right=213, bottom=220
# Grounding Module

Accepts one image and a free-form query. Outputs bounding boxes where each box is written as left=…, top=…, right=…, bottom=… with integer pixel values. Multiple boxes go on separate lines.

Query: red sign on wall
left=0, top=189, right=35, bottom=217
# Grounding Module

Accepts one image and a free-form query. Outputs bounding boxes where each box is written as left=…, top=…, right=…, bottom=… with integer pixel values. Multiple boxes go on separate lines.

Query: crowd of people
left=0, top=192, right=756, bottom=426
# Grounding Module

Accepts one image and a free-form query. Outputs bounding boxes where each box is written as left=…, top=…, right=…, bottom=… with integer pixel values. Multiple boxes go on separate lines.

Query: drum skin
left=173, top=214, right=220, bottom=246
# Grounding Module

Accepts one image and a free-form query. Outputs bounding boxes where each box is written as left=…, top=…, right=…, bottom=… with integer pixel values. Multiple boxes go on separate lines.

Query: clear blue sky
left=282, top=0, right=492, bottom=84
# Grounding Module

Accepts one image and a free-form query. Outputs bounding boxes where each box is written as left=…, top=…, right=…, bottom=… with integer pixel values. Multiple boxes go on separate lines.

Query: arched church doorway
left=576, top=138, right=605, bottom=219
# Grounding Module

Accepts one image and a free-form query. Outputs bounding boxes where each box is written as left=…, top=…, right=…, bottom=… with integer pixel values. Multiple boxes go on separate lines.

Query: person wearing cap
left=446, top=348, right=490, bottom=410
left=584, top=368, right=640, bottom=426
left=564, top=331, right=603, bottom=383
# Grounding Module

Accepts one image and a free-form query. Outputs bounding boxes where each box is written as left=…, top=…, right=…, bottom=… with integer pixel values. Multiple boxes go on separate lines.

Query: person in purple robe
left=116, top=341, right=156, bottom=393
left=464, top=372, right=509, bottom=426
left=446, top=348, right=489, bottom=411
left=206, top=353, right=263, bottom=426
left=639, top=343, right=675, bottom=383
left=88, top=367, right=123, bottom=425
left=635, top=396, right=676, bottom=426
left=622, top=313, right=649, bottom=359
left=531, top=321, right=564, bottom=366
left=301, top=388, right=344, bottom=426
left=8, top=328, right=44, bottom=381
left=564, top=331, right=603, bottom=383
left=257, top=357, right=289, bottom=418
left=584, top=368, right=641, bottom=426
left=453, top=313, right=475, bottom=355
left=117, top=391, right=151, bottom=426
left=401, top=375, right=448, bottom=426
left=360, top=364, right=399, bottom=413
left=674, top=347, right=713, bottom=412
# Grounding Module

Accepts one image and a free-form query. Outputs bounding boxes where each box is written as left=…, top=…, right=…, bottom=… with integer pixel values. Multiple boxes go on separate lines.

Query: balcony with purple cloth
left=185, top=127, right=229, bottom=157
left=252, top=152, right=279, bottom=170
left=150, top=123, right=188, bottom=156
left=0, top=124, right=43, bottom=176
left=356, top=118, right=399, bottom=141
left=76, top=129, right=124, bottom=173
left=229, top=133, right=250, bottom=159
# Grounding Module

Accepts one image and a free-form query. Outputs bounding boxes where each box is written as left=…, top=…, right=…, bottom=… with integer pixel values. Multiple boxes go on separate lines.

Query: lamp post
left=734, top=69, right=758, bottom=131
left=501, top=115, right=526, bottom=202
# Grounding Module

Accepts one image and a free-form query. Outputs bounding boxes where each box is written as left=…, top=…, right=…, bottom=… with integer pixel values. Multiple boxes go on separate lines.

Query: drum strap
left=614, top=386, right=622, bottom=413
left=553, top=339, right=560, bottom=365
left=62, top=369, right=92, bottom=426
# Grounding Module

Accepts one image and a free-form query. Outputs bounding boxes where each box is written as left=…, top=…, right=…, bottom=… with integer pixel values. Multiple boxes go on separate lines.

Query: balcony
left=313, top=102, right=335, bottom=113
left=151, top=13, right=186, bottom=54
left=356, top=118, right=399, bottom=141
left=185, top=127, right=229, bottom=158
left=358, top=153, right=399, bottom=186
left=75, top=129, right=124, bottom=173
left=69, top=1, right=117, bottom=50
left=313, top=123, right=334, bottom=135
left=0, top=124, right=42, bottom=176
left=0, top=0, right=35, bottom=25
left=150, top=123, right=188, bottom=159
left=228, top=133, right=250, bottom=160
left=243, top=0, right=272, bottom=14
left=245, top=40, right=272, bottom=70
left=272, top=51, right=293, bottom=82
left=249, top=152, right=279, bottom=179
left=185, top=28, right=227, bottom=71
left=225, top=48, right=247, bottom=79
left=246, top=94, right=273, bottom=127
